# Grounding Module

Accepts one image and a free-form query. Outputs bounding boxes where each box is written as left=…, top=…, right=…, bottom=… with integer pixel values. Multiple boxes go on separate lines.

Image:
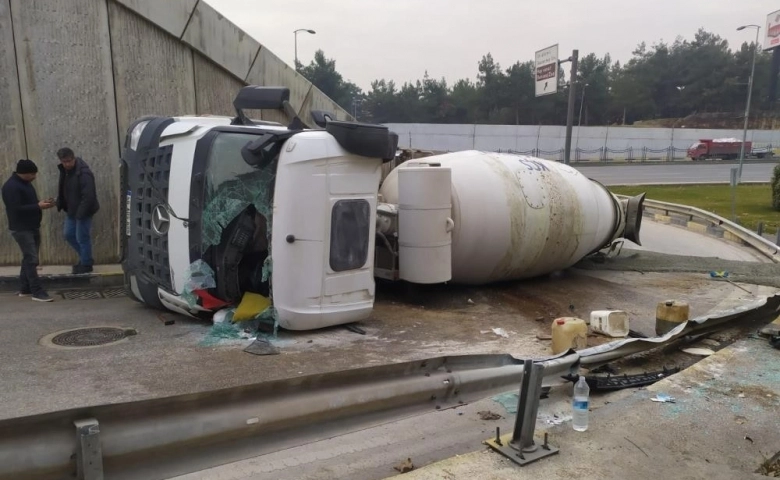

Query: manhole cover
left=50, top=327, right=131, bottom=347
left=62, top=290, right=102, bottom=300
left=102, top=287, right=127, bottom=298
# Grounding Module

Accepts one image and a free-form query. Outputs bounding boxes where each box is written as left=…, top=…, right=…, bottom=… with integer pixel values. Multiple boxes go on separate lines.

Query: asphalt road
left=575, top=161, right=778, bottom=186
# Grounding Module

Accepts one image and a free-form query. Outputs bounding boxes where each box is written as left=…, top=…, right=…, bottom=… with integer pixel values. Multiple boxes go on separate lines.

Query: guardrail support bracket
left=485, top=359, right=559, bottom=466
left=74, top=418, right=104, bottom=480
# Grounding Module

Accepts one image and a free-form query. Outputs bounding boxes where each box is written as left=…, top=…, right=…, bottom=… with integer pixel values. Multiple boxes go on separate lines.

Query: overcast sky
left=207, top=1, right=775, bottom=90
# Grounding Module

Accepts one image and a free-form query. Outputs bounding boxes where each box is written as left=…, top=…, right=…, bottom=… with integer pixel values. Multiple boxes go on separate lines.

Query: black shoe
left=71, top=265, right=80, bottom=274
left=32, top=292, right=54, bottom=302
left=73, top=265, right=94, bottom=274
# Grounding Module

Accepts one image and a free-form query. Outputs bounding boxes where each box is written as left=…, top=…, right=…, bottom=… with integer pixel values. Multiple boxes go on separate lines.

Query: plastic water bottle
left=572, top=375, right=590, bottom=432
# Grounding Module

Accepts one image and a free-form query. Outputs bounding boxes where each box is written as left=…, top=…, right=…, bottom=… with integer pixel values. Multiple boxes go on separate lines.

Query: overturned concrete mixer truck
left=121, top=86, right=645, bottom=331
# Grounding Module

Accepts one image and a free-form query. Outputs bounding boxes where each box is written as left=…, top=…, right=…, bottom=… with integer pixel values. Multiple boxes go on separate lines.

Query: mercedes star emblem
left=151, top=204, right=171, bottom=235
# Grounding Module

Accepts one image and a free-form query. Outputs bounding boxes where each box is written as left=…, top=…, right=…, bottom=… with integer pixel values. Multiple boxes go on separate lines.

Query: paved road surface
left=576, top=161, right=777, bottom=186
left=627, top=221, right=767, bottom=262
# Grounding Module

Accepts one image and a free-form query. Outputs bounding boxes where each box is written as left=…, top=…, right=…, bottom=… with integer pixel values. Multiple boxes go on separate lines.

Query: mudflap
left=623, top=193, right=645, bottom=246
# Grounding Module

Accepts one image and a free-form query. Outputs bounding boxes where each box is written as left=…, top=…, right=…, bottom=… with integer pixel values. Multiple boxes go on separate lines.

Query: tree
left=301, top=31, right=778, bottom=127
left=298, top=50, right=363, bottom=113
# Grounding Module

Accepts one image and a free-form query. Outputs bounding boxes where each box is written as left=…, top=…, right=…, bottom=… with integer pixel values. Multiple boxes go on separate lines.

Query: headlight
left=129, top=120, right=150, bottom=151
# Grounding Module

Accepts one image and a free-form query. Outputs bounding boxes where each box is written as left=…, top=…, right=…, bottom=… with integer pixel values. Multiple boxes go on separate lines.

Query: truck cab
left=120, top=87, right=397, bottom=330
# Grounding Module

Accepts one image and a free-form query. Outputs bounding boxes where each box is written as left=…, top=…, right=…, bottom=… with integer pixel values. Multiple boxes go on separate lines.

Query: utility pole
left=562, top=50, right=579, bottom=165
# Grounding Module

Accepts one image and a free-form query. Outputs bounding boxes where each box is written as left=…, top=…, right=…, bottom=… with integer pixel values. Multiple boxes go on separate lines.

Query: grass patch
left=609, top=183, right=780, bottom=234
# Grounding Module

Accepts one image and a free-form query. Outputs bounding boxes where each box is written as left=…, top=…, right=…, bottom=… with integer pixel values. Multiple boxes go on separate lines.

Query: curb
left=0, top=271, right=124, bottom=293
left=643, top=208, right=777, bottom=258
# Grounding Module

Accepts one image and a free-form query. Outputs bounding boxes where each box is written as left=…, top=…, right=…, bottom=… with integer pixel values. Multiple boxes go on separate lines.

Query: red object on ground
left=194, top=290, right=230, bottom=309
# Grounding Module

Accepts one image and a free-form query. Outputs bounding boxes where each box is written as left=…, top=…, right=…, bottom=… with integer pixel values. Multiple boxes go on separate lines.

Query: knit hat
left=15, top=159, right=38, bottom=174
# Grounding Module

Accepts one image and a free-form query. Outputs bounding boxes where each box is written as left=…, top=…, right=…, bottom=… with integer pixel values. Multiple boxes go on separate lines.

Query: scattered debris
left=181, top=260, right=217, bottom=307
left=681, top=347, right=715, bottom=356
left=234, top=292, right=272, bottom=322
left=536, top=333, right=552, bottom=341
left=156, top=313, right=175, bottom=326
left=700, top=338, right=721, bottom=347
left=478, top=411, right=502, bottom=421
left=745, top=435, right=754, bottom=444
left=738, top=393, right=746, bottom=399
left=538, top=413, right=571, bottom=426
left=590, top=364, right=618, bottom=375
left=467, top=298, right=475, bottom=305
left=650, top=393, right=676, bottom=403
left=757, top=452, right=780, bottom=477
left=735, top=416, right=748, bottom=425
left=345, top=323, right=367, bottom=335
left=709, top=270, right=754, bottom=295
left=244, top=337, right=280, bottom=356
left=212, top=308, right=234, bottom=324
left=394, top=458, right=415, bottom=473
left=535, top=316, right=545, bottom=322
left=562, top=367, right=680, bottom=392
left=199, top=322, right=253, bottom=347
left=491, top=327, right=510, bottom=338
left=625, top=437, right=650, bottom=458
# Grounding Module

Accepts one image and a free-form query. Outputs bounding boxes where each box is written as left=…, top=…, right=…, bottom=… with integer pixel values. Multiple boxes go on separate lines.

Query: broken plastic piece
left=234, top=292, right=272, bottom=322
left=491, top=327, right=510, bottom=338
left=650, top=393, right=676, bottom=403
left=681, top=347, right=715, bottom=356
left=195, top=290, right=230, bottom=310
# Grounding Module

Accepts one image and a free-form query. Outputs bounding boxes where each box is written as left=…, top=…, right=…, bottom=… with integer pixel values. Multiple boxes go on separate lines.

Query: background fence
left=386, top=123, right=780, bottom=162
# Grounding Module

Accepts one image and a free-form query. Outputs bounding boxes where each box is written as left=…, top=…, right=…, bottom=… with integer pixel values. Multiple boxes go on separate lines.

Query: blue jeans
left=64, top=216, right=94, bottom=266
left=11, top=229, right=43, bottom=295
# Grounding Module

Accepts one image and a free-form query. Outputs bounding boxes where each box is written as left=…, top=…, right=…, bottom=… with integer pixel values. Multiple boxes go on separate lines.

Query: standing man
left=56, top=147, right=99, bottom=274
left=1, top=159, right=55, bottom=302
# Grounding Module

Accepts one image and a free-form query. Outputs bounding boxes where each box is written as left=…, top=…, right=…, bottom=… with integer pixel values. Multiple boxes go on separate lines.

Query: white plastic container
left=590, top=310, right=629, bottom=338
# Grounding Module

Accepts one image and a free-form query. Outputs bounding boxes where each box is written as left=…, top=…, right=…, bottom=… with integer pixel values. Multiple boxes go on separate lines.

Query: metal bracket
left=486, top=359, right=560, bottom=466
left=74, top=418, right=104, bottom=480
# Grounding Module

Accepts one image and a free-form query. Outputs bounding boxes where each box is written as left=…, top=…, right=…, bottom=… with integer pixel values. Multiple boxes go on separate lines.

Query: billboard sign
left=535, top=44, right=559, bottom=97
left=765, top=9, right=780, bottom=51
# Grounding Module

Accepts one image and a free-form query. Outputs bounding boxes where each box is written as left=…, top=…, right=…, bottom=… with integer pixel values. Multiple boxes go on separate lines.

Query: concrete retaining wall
left=0, top=0, right=351, bottom=266
left=386, top=123, right=780, bottom=158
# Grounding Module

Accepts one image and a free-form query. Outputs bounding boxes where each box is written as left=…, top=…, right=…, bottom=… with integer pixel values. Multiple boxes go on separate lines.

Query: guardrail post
left=757, top=222, right=764, bottom=236
left=487, top=359, right=559, bottom=466
left=775, top=229, right=780, bottom=246
left=74, top=418, right=103, bottom=480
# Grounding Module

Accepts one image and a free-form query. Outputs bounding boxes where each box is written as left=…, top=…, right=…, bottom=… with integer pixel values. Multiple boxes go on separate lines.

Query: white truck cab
left=121, top=87, right=397, bottom=330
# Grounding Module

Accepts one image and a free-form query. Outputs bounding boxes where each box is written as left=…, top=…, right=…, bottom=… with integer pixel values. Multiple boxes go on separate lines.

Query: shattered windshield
left=198, top=131, right=281, bottom=333
left=201, top=132, right=275, bottom=249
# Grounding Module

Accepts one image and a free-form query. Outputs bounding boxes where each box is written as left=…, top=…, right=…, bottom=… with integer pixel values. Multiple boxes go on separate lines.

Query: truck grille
left=129, top=145, right=173, bottom=290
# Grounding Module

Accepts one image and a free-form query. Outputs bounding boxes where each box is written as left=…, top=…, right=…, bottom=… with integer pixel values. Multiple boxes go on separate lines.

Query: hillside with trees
left=296, top=29, right=777, bottom=127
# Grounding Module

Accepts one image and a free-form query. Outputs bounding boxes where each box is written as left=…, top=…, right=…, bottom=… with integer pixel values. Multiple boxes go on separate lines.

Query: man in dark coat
left=1, top=159, right=55, bottom=302
left=57, top=147, right=100, bottom=274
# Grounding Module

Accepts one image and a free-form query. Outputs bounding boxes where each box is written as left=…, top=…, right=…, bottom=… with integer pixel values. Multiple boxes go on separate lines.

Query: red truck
left=687, top=138, right=773, bottom=160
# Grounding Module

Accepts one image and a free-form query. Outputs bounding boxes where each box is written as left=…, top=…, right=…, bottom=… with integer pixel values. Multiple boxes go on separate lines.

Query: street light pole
left=736, top=24, right=760, bottom=182
left=294, top=28, right=316, bottom=70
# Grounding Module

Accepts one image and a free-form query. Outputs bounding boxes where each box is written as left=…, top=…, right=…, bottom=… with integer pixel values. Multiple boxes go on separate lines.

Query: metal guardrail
left=616, top=196, right=780, bottom=263
left=0, top=353, right=579, bottom=480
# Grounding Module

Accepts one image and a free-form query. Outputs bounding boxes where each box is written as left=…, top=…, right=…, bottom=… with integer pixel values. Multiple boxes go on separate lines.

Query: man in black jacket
left=1, top=159, right=55, bottom=302
left=56, top=148, right=100, bottom=274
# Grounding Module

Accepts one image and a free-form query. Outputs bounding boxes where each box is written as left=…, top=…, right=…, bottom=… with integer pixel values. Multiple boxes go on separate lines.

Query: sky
left=207, top=0, right=775, bottom=90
